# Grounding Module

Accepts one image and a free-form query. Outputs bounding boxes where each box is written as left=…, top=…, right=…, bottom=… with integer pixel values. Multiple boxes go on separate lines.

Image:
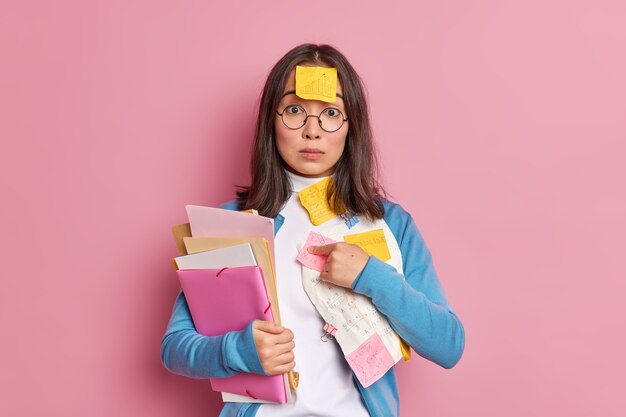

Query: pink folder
left=177, top=266, right=288, bottom=403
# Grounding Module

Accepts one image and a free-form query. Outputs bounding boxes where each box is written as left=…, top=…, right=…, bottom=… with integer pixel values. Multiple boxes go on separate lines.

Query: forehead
left=282, top=68, right=344, bottom=97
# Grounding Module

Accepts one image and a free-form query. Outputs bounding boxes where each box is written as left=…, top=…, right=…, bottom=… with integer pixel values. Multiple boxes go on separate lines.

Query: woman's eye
left=324, top=108, right=341, bottom=118
left=286, top=105, right=303, bottom=114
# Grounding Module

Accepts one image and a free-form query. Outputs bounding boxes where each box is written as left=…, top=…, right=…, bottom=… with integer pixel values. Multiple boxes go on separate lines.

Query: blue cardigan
left=161, top=199, right=465, bottom=416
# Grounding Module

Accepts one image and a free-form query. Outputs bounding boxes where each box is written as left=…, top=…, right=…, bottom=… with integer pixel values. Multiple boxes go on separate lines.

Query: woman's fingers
left=252, top=322, right=296, bottom=375
left=266, top=348, right=296, bottom=374
left=263, top=348, right=296, bottom=375
left=253, top=319, right=284, bottom=334
left=311, top=242, right=370, bottom=288
left=273, top=340, right=296, bottom=356
left=268, top=360, right=296, bottom=375
left=273, top=327, right=294, bottom=344
left=308, top=243, right=336, bottom=255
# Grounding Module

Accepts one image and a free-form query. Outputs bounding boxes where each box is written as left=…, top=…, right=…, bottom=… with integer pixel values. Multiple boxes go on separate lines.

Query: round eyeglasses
left=276, top=104, right=348, bottom=133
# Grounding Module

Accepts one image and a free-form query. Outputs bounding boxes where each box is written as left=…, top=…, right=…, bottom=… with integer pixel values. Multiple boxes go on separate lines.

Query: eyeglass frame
left=276, top=104, right=349, bottom=133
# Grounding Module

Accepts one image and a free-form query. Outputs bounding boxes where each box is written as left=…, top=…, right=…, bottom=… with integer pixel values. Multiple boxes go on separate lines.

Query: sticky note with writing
left=345, top=333, right=395, bottom=387
left=298, top=177, right=337, bottom=226
left=296, top=231, right=336, bottom=272
left=295, top=66, right=337, bottom=103
left=344, top=229, right=391, bottom=262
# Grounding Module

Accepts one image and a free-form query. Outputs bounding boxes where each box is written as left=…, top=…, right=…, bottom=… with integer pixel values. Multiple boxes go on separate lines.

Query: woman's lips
left=300, top=148, right=324, bottom=160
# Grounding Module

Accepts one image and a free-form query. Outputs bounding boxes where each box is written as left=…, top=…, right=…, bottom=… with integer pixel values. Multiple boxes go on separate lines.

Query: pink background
left=1, top=1, right=624, bottom=415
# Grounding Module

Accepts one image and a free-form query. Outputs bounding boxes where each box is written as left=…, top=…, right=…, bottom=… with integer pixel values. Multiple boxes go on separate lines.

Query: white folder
left=174, top=242, right=257, bottom=269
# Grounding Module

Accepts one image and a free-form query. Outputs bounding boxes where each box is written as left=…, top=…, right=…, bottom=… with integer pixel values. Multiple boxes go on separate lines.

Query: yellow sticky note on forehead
left=298, top=177, right=337, bottom=226
left=344, top=229, right=391, bottom=262
left=295, top=66, right=337, bottom=103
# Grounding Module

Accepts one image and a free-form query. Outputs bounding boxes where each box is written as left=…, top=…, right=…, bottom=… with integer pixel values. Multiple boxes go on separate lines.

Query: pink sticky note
left=345, top=333, right=395, bottom=388
left=296, top=231, right=336, bottom=272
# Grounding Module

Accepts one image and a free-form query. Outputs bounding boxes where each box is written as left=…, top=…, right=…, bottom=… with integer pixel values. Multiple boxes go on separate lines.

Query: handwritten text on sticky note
left=345, top=333, right=395, bottom=387
left=296, top=231, right=336, bottom=272
left=298, top=177, right=337, bottom=226
left=295, top=65, right=337, bottom=103
left=344, top=229, right=391, bottom=262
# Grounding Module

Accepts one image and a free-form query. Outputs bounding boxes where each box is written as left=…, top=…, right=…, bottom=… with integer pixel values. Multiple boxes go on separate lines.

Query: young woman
left=161, top=43, right=465, bottom=417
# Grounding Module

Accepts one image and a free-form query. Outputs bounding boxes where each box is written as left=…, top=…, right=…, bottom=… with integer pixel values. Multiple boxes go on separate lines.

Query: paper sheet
left=186, top=205, right=275, bottom=261
left=172, top=223, right=192, bottom=255
left=174, top=243, right=256, bottom=269
left=296, top=231, right=336, bottom=272
left=299, top=218, right=406, bottom=387
left=345, top=333, right=396, bottom=387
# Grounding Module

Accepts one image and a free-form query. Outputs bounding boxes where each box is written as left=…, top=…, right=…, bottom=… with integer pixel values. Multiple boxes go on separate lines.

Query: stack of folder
left=171, top=205, right=295, bottom=404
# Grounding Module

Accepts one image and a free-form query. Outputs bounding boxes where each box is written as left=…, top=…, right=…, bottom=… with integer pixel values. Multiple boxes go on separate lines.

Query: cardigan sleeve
left=351, top=202, right=465, bottom=369
left=160, top=291, right=266, bottom=378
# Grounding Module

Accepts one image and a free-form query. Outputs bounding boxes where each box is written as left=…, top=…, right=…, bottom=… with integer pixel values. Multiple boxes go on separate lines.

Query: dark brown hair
left=236, top=43, right=385, bottom=220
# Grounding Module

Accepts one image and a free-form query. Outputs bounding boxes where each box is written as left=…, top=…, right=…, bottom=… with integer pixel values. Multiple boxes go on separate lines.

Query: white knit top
left=255, top=171, right=369, bottom=417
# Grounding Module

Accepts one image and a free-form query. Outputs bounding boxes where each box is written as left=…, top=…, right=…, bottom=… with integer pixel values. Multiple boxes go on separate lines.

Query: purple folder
left=177, top=266, right=287, bottom=403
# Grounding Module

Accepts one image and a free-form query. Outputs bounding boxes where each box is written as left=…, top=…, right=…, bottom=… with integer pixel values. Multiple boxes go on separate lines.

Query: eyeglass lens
left=279, top=105, right=345, bottom=132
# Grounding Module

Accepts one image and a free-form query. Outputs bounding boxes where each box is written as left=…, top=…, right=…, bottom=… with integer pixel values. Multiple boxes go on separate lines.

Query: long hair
left=236, top=44, right=385, bottom=220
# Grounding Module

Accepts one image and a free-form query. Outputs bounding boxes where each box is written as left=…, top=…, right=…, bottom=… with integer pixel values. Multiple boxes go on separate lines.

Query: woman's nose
left=302, top=115, right=321, bottom=139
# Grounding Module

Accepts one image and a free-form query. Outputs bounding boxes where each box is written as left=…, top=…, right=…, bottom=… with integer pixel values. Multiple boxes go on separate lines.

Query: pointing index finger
left=308, top=243, right=335, bottom=255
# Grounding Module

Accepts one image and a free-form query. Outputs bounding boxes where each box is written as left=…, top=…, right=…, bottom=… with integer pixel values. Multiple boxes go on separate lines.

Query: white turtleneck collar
left=285, top=169, right=333, bottom=193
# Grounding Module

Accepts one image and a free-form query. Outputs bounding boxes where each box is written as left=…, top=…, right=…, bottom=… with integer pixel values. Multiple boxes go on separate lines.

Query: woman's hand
left=252, top=320, right=296, bottom=375
left=308, top=242, right=370, bottom=288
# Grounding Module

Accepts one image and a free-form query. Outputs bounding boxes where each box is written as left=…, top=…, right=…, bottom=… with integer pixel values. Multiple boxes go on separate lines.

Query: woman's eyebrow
left=281, top=90, right=345, bottom=100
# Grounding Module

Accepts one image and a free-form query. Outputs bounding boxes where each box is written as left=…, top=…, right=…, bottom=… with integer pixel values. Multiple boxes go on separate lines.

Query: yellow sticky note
left=295, top=66, right=337, bottom=103
left=298, top=177, right=337, bottom=226
left=400, top=337, right=411, bottom=361
left=344, top=229, right=391, bottom=262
